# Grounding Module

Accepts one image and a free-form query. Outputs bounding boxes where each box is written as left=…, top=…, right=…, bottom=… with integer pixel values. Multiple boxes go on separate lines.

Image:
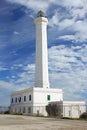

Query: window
left=69, top=110, right=71, bottom=117
left=79, top=110, right=81, bottom=115
left=23, top=107, right=26, bottom=113
left=29, top=95, right=31, bottom=101
left=15, top=97, right=17, bottom=103
left=37, top=110, right=39, bottom=115
left=47, top=95, right=50, bottom=101
left=19, top=97, right=21, bottom=102
left=24, top=96, right=26, bottom=102
left=15, top=108, right=17, bottom=113
left=11, top=98, right=13, bottom=103
left=28, top=107, right=31, bottom=113
left=19, top=108, right=21, bottom=113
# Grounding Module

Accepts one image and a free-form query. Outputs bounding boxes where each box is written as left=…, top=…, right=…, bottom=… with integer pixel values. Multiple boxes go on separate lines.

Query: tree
left=46, top=104, right=62, bottom=117
left=80, top=112, right=87, bottom=119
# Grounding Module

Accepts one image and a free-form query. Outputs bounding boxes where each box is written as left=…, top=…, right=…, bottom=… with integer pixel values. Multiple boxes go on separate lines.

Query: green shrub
left=4, top=110, right=10, bottom=114
left=80, top=112, right=87, bottom=119
left=46, top=104, right=62, bottom=117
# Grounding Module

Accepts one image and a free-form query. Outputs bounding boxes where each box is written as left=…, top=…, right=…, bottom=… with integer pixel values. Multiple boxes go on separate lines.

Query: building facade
left=49, top=101, right=86, bottom=118
left=10, top=88, right=63, bottom=116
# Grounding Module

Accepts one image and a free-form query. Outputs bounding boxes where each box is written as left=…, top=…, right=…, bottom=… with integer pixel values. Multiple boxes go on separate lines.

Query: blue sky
left=0, top=0, right=87, bottom=106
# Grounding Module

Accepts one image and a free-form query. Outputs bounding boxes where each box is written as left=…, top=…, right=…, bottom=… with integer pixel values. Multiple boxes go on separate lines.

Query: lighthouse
left=10, top=11, right=63, bottom=116
left=34, top=11, right=49, bottom=88
left=10, top=11, right=86, bottom=117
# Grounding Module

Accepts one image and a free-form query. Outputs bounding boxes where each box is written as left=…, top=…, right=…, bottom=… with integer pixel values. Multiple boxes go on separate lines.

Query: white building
left=10, top=88, right=63, bottom=116
left=10, top=11, right=86, bottom=118
left=49, top=101, right=86, bottom=118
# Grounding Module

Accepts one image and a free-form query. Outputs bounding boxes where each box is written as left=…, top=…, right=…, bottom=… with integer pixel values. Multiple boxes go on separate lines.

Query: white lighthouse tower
left=34, top=11, right=49, bottom=88
left=10, top=11, right=63, bottom=116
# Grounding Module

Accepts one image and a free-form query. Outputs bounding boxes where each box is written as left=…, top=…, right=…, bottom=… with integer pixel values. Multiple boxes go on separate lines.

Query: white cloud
left=6, top=0, right=87, bottom=15
left=58, top=35, right=76, bottom=42
left=24, top=64, right=35, bottom=71
left=0, top=67, right=8, bottom=71
left=15, top=64, right=35, bottom=86
left=6, top=0, right=50, bottom=12
left=70, top=7, right=87, bottom=19
left=59, top=19, right=74, bottom=30
left=48, top=12, right=59, bottom=27
left=56, top=0, right=87, bottom=9
left=13, top=31, right=19, bottom=35
left=13, top=64, right=24, bottom=68
left=6, top=0, right=87, bottom=42
left=50, top=14, right=87, bottom=42
left=0, top=80, right=13, bottom=89
left=49, top=9, right=87, bottom=42
left=0, top=63, right=35, bottom=105
left=48, top=44, right=87, bottom=100
left=49, top=0, right=87, bottom=42
left=0, top=79, right=27, bottom=106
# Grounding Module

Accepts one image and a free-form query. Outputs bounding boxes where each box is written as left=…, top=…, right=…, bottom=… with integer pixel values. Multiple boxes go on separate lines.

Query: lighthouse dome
left=37, top=10, right=46, bottom=17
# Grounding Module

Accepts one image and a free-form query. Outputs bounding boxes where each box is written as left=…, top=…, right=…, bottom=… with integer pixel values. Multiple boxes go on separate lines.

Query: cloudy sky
left=0, top=0, right=87, bottom=106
